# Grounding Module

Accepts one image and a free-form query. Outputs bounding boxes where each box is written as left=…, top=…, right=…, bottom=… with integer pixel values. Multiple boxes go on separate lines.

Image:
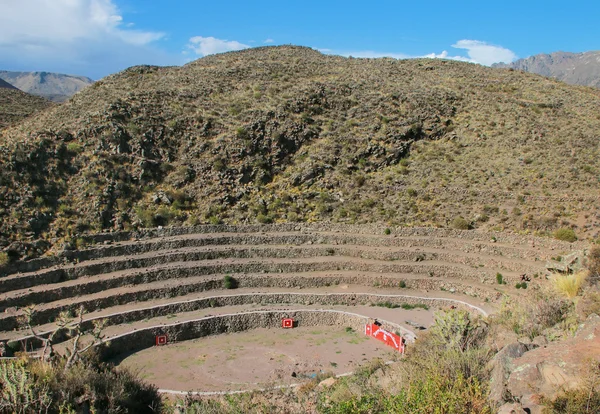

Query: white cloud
left=264, top=38, right=274, bottom=44
left=320, top=40, right=517, bottom=66
left=187, top=36, right=250, bottom=56
left=0, top=0, right=171, bottom=79
left=451, top=40, right=517, bottom=65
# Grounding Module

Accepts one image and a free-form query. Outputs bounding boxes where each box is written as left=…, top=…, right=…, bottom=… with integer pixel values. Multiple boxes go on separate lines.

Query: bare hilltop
left=1, top=45, right=599, bottom=259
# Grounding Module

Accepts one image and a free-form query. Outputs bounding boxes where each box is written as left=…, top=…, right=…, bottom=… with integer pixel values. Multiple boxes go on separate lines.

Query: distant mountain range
left=0, top=71, right=94, bottom=102
left=493, top=51, right=600, bottom=88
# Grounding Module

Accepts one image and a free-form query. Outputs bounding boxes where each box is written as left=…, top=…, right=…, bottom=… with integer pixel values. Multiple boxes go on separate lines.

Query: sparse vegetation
left=553, top=228, right=577, bottom=242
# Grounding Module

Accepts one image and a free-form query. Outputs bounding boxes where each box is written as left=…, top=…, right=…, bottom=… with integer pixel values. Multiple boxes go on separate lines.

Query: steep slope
left=0, top=83, right=53, bottom=129
left=493, top=51, right=600, bottom=88
left=0, top=71, right=94, bottom=102
left=0, top=46, right=599, bottom=259
left=0, top=78, right=17, bottom=90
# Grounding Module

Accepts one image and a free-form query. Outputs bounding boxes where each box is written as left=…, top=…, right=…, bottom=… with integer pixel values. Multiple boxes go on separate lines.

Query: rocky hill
left=0, top=70, right=94, bottom=102
left=0, top=83, right=53, bottom=129
left=493, top=51, right=600, bottom=88
left=0, top=45, right=599, bottom=260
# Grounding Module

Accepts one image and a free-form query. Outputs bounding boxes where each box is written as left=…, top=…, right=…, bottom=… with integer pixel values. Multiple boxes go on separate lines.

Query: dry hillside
left=0, top=81, right=53, bottom=129
left=0, top=45, right=599, bottom=260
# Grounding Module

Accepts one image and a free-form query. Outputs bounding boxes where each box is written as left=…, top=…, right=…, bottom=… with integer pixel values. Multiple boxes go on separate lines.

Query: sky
left=0, top=0, right=598, bottom=80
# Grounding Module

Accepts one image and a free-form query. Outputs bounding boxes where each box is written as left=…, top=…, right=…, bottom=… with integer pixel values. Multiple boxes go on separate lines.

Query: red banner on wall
left=365, top=324, right=405, bottom=353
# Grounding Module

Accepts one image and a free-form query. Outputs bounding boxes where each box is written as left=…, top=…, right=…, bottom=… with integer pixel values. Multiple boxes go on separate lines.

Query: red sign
left=156, top=335, right=168, bottom=346
left=282, top=318, right=294, bottom=329
left=365, top=324, right=405, bottom=353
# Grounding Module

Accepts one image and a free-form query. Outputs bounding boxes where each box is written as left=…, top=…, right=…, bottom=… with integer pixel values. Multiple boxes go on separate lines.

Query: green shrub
left=0, top=252, right=9, bottom=266
left=319, top=374, right=492, bottom=414
left=553, top=228, right=577, bottom=242
left=399, top=280, right=407, bottom=288
left=496, top=273, right=504, bottom=285
left=66, top=142, right=83, bottom=153
left=223, top=275, right=238, bottom=289
left=256, top=213, right=272, bottom=224
left=401, top=303, right=429, bottom=310
left=450, top=217, right=471, bottom=230
left=384, top=228, right=391, bottom=235
left=0, top=358, right=161, bottom=413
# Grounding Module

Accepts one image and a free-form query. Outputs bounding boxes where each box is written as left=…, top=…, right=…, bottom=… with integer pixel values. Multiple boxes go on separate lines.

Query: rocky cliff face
left=493, top=51, right=600, bottom=88
left=0, top=46, right=599, bottom=258
left=0, top=71, right=94, bottom=102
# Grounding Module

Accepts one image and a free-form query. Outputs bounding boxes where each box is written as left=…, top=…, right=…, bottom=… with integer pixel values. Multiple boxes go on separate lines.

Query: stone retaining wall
left=7, top=292, right=485, bottom=350
left=97, top=310, right=408, bottom=360
left=0, top=224, right=583, bottom=277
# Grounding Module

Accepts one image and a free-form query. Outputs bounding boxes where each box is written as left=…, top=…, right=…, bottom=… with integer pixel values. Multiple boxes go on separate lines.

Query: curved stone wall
left=97, top=309, right=411, bottom=360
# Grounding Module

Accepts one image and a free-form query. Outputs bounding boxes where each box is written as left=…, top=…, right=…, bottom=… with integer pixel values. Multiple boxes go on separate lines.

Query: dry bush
left=578, top=288, right=600, bottom=319
left=588, top=246, right=600, bottom=279
left=495, top=295, right=574, bottom=339
left=450, top=217, right=471, bottom=230
left=0, top=356, right=161, bottom=413
left=553, top=228, right=577, bottom=242
left=552, top=270, right=589, bottom=298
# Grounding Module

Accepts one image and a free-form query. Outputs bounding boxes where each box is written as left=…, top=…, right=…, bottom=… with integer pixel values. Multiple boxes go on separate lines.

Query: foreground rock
left=506, top=313, right=600, bottom=412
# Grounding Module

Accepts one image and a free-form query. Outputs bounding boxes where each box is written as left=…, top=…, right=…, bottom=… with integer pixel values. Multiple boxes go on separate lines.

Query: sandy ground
left=115, top=326, right=400, bottom=392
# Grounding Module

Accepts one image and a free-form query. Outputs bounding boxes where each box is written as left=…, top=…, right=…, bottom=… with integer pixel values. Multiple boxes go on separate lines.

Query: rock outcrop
left=506, top=313, right=600, bottom=412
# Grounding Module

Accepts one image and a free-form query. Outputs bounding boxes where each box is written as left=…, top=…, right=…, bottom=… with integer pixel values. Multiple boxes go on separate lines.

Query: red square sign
left=282, top=318, right=294, bottom=329
left=156, top=335, right=168, bottom=346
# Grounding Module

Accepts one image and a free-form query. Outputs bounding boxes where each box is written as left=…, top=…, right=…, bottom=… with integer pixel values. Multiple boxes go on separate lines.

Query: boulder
left=318, top=377, right=337, bottom=388
left=497, top=403, right=527, bottom=414
left=506, top=314, right=600, bottom=412
left=488, top=342, right=532, bottom=404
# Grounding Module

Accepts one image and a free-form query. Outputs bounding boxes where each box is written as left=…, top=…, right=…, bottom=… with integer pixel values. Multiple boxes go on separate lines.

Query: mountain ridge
left=0, top=70, right=94, bottom=102
left=493, top=50, right=600, bottom=88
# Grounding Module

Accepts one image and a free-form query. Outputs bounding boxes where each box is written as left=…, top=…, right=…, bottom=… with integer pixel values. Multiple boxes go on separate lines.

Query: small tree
left=21, top=305, right=105, bottom=370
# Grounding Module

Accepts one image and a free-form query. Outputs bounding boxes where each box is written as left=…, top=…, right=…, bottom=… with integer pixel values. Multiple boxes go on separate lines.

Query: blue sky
left=1, top=0, right=598, bottom=79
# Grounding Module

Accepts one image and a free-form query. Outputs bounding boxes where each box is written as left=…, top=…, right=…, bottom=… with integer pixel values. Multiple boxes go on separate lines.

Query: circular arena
left=0, top=224, right=581, bottom=394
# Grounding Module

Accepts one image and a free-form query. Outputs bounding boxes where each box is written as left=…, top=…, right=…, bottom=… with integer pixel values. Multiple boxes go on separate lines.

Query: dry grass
left=552, top=270, right=589, bottom=298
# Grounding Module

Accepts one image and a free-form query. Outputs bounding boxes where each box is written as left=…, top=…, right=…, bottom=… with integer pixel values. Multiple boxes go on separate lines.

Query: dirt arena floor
left=116, top=325, right=402, bottom=392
